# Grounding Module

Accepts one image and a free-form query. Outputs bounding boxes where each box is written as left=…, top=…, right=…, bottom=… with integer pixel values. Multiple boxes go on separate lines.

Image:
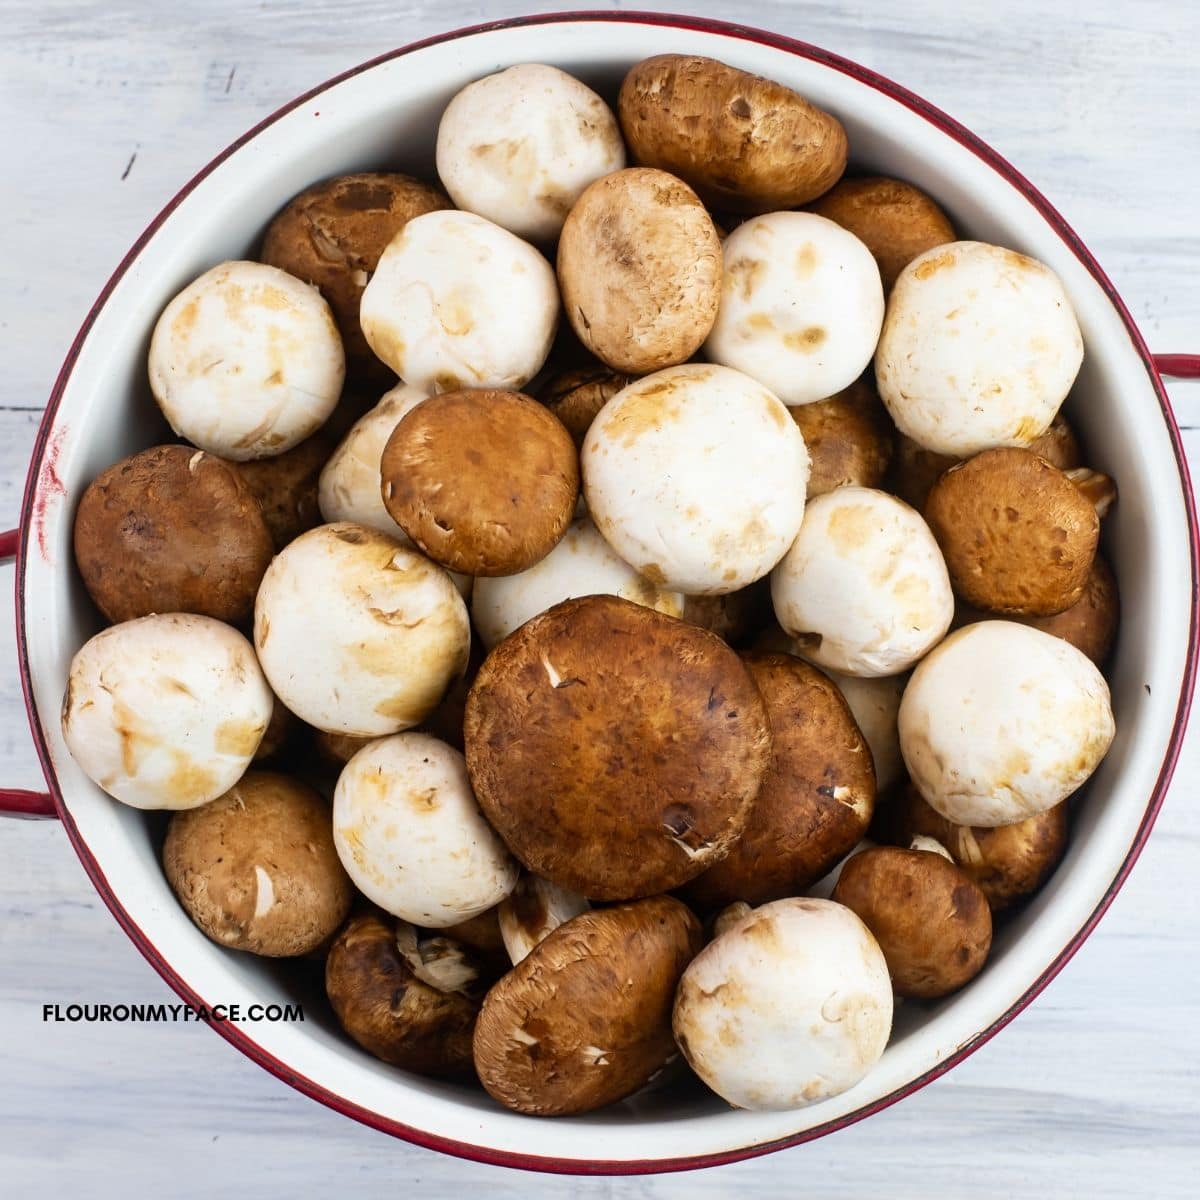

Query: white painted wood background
left=2, top=1, right=1198, bottom=1195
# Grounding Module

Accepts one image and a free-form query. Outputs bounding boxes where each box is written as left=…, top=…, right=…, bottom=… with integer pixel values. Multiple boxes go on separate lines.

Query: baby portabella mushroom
left=899, top=621, right=1115, bottom=826
left=332, top=732, right=518, bottom=926
left=233, top=429, right=334, bottom=549
left=474, top=896, right=702, bottom=1115
left=788, top=375, right=894, bottom=497
left=771, top=487, right=954, bottom=676
left=875, top=242, right=1084, bottom=457
left=253, top=523, right=470, bottom=736
left=497, top=874, right=590, bottom=964
left=538, top=365, right=637, bottom=449
left=61, top=613, right=272, bottom=809
left=148, top=261, right=344, bottom=460
left=582, top=364, right=810, bottom=595
left=359, top=210, right=558, bottom=393
left=464, top=595, right=771, bottom=900
left=436, top=63, right=626, bottom=243
left=163, top=770, right=352, bottom=955
left=673, top=898, right=892, bottom=1110
left=1014, top=554, right=1119, bottom=665
left=705, top=213, right=884, bottom=406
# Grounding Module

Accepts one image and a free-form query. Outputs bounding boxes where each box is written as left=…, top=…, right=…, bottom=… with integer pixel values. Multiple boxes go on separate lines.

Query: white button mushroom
left=61, top=613, right=272, bottom=810
left=253, top=523, right=470, bottom=736
left=704, top=212, right=884, bottom=406
left=148, top=261, right=344, bottom=460
left=359, top=210, right=558, bottom=394
left=771, top=487, right=954, bottom=676
left=898, top=620, right=1115, bottom=826
left=875, top=241, right=1084, bottom=457
left=582, top=364, right=810, bottom=595
left=332, top=733, right=518, bottom=926
left=825, top=671, right=907, bottom=792
left=673, top=898, right=892, bottom=1110
left=436, top=63, right=626, bottom=243
left=470, top=515, right=684, bottom=648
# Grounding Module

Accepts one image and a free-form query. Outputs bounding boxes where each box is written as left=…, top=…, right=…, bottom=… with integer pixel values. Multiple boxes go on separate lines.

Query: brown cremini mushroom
left=679, top=579, right=772, bottom=648
left=234, top=430, right=334, bottom=550
left=538, top=364, right=636, bottom=449
left=789, top=376, right=895, bottom=498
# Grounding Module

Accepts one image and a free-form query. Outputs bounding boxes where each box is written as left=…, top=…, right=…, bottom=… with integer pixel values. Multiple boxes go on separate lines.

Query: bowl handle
left=1, top=528, right=57, bottom=819
left=1155, top=354, right=1200, bottom=379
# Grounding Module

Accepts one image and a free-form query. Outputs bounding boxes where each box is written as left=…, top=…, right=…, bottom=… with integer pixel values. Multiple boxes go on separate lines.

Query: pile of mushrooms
left=61, top=51, right=1120, bottom=1120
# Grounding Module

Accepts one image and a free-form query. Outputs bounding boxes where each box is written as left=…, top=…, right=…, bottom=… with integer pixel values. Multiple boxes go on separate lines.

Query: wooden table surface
left=2, top=2, right=1197, bottom=1195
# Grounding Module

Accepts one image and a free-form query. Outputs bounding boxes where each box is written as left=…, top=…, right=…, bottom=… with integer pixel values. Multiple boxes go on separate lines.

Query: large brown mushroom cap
left=464, top=595, right=772, bottom=900
left=682, top=653, right=875, bottom=912
left=473, top=896, right=702, bottom=1115
left=832, top=845, right=992, bottom=998
left=789, top=376, right=894, bottom=498
left=380, top=388, right=579, bottom=576
left=924, top=447, right=1099, bottom=616
left=234, top=430, right=334, bottom=549
left=73, top=444, right=273, bottom=625
left=163, top=770, right=352, bottom=956
left=538, top=364, right=637, bottom=449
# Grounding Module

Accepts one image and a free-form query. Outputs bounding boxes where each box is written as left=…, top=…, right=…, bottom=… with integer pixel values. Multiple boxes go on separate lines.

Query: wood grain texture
left=1, top=0, right=1198, bottom=1195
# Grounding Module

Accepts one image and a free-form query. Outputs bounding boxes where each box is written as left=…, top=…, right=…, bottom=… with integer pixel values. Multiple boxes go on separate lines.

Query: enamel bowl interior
left=20, top=14, right=1195, bottom=1172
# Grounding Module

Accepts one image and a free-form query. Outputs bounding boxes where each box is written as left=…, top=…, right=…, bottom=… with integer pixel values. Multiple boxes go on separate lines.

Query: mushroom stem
left=909, top=834, right=953, bottom=861
left=394, top=922, right=484, bottom=995
left=1064, top=468, right=1117, bottom=518
left=498, top=874, right=590, bottom=964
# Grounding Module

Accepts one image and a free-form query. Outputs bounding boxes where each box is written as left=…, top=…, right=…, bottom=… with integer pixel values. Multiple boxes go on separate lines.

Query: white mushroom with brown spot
left=583, top=364, right=810, bottom=594
left=60, top=613, right=272, bottom=810
left=332, top=732, right=518, bottom=926
left=497, top=874, right=590, bottom=964
left=875, top=241, right=1084, bottom=457
left=705, top=212, right=884, bottom=406
left=148, top=261, right=344, bottom=460
left=673, top=897, right=893, bottom=1110
left=898, top=620, right=1115, bottom=826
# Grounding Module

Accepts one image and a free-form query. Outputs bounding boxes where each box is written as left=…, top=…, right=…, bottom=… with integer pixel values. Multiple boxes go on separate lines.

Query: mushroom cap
left=682, top=653, right=875, bottom=912
left=148, top=261, right=344, bottom=460
left=582, top=364, right=810, bottom=595
left=252, top=695, right=294, bottom=762
left=253, top=523, right=470, bottom=736
left=326, top=911, right=480, bottom=1078
left=832, top=845, right=992, bottom=998
left=163, top=770, right=352, bottom=956
left=875, top=242, right=1084, bottom=457
left=359, top=210, right=558, bottom=393
left=379, top=388, right=579, bottom=576
left=679, top=581, right=772, bottom=647
left=673, top=897, right=892, bottom=1110
left=436, top=63, right=626, bottom=243
left=61, top=613, right=272, bottom=810
left=473, top=896, right=702, bottom=1115
left=771, top=487, right=954, bottom=676
left=538, top=365, right=636, bottom=449
left=234, top=429, right=334, bottom=550
left=332, top=732, right=518, bottom=926
left=825, top=670, right=907, bottom=793
left=705, top=212, right=885, bottom=406
left=1015, top=553, right=1119, bottom=664
left=470, top=514, right=684, bottom=649
left=497, top=874, right=590, bottom=964
left=73, top=444, right=273, bottom=624
left=925, top=447, right=1100, bottom=616
left=788, top=375, right=894, bottom=498
left=557, top=167, right=722, bottom=373
left=899, top=621, right=1115, bottom=825
left=312, top=728, right=376, bottom=767
left=464, top=595, right=772, bottom=900
left=441, top=907, right=508, bottom=961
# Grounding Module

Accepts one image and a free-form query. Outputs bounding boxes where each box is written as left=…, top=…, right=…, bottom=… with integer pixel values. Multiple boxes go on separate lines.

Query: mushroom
left=924, top=447, right=1102, bottom=616
left=770, top=487, right=955, bottom=676
left=252, top=695, right=294, bottom=762
left=538, top=365, right=637, bottom=449
left=260, top=172, right=450, bottom=382
left=441, top=907, right=509, bottom=963
left=163, top=770, right=352, bottom=955
left=809, top=176, right=956, bottom=291
left=806, top=839, right=878, bottom=900
left=61, top=613, right=272, bottom=810
left=332, top=732, right=518, bottom=926
left=704, top=212, right=885, bottom=406
left=436, top=63, right=626, bottom=243
left=672, top=897, right=892, bottom=1110
left=679, top=582, right=772, bottom=648
left=826, top=671, right=907, bottom=793
left=73, top=444, right=273, bottom=624
left=582, top=364, right=810, bottom=595
left=232, top=429, right=334, bottom=550
left=617, top=55, right=847, bottom=213
left=831, top=844, right=992, bottom=998
left=312, top=729, right=376, bottom=767
left=379, top=388, right=579, bottom=576
left=497, top=874, right=590, bottom=964
left=325, top=911, right=481, bottom=1078
left=253, top=523, right=470, bottom=736
left=473, top=896, right=702, bottom=1115
left=788, top=375, right=894, bottom=497
left=470, top=514, right=684, bottom=650
left=359, top=210, right=558, bottom=393
left=557, top=167, right=722, bottom=373
left=463, top=595, right=772, bottom=900
left=875, top=241, right=1084, bottom=457
left=682, top=653, right=875, bottom=912
left=710, top=900, right=753, bottom=939
left=148, top=261, right=344, bottom=460
left=898, top=621, right=1115, bottom=826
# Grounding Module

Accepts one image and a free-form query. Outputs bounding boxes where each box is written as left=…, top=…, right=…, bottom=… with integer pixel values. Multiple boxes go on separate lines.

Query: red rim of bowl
left=14, top=9, right=1200, bottom=1176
